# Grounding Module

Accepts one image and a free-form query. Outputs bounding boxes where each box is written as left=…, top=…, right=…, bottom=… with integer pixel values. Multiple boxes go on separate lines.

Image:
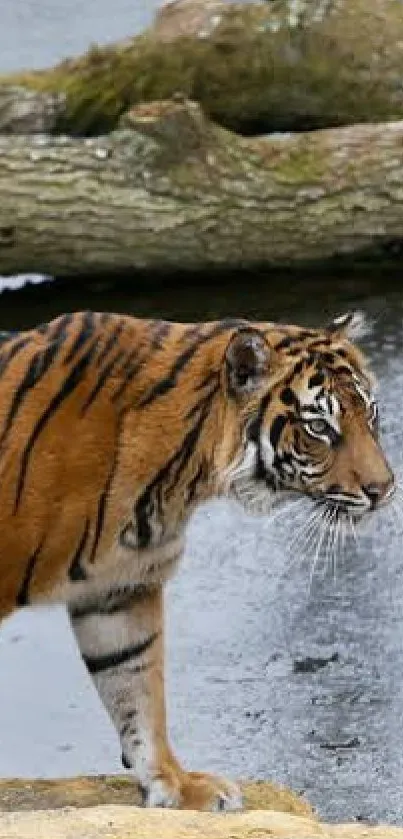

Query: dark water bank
left=0, top=270, right=403, bottom=826
left=1, top=263, right=402, bottom=331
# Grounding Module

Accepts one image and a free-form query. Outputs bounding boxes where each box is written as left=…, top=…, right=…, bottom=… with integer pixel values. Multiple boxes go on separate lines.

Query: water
left=0, top=273, right=402, bottom=827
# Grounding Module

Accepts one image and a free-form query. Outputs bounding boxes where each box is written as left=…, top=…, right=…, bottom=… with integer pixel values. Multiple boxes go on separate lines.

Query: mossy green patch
left=1, top=0, right=403, bottom=136
left=272, top=140, right=326, bottom=183
left=0, top=776, right=315, bottom=817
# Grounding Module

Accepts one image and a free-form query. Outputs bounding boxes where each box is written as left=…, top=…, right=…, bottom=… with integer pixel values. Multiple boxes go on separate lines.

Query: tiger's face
left=224, top=313, right=394, bottom=518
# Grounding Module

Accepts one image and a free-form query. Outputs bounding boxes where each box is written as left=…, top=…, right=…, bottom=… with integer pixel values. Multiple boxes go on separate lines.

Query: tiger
left=0, top=309, right=394, bottom=811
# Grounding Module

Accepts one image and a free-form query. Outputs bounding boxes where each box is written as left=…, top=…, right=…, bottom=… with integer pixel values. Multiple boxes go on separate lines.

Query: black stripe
left=16, top=542, right=43, bottom=606
left=135, top=386, right=218, bottom=547
left=169, top=385, right=219, bottom=490
left=82, top=632, right=159, bottom=674
left=111, top=362, right=142, bottom=404
left=270, top=414, right=287, bottom=449
left=194, top=370, right=219, bottom=392
left=88, top=445, right=119, bottom=563
left=2, top=319, right=71, bottom=449
left=139, top=320, right=244, bottom=408
left=150, top=320, right=172, bottom=350
left=300, top=464, right=331, bottom=482
left=307, top=338, right=331, bottom=349
left=111, top=349, right=144, bottom=404
left=68, top=519, right=90, bottom=581
left=136, top=508, right=152, bottom=551
left=0, top=335, right=31, bottom=378
left=0, top=340, right=63, bottom=450
left=309, top=372, right=325, bottom=388
left=247, top=392, right=271, bottom=444
left=111, top=320, right=203, bottom=407
left=48, top=313, right=73, bottom=339
left=281, top=386, right=298, bottom=407
left=297, top=330, right=317, bottom=340
left=110, top=323, right=173, bottom=406
left=275, top=336, right=294, bottom=350
left=187, top=461, right=205, bottom=503
left=50, top=313, right=73, bottom=342
left=14, top=338, right=99, bottom=513
left=293, top=359, right=305, bottom=376
left=64, top=312, right=95, bottom=364
left=120, top=721, right=135, bottom=739
left=245, top=391, right=273, bottom=481
left=95, top=322, right=124, bottom=368
left=80, top=350, right=125, bottom=414
left=179, top=324, right=202, bottom=344
left=122, top=709, right=137, bottom=722
left=70, top=584, right=151, bottom=618
left=119, top=349, right=138, bottom=376
left=185, top=379, right=220, bottom=420
left=332, top=364, right=355, bottom=378
left=89, top=490, right=109, bottom=563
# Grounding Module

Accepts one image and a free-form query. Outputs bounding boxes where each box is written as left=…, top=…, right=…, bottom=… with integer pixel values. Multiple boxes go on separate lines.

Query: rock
left=0, top=777, right=402, bottom=838
left=3, top=0, right=403, bottom=136
left=0, top=802, right=402, bottom=839
left=153, top=0, right=228, bottom=43
left=0, top=776, right=315, bottom=816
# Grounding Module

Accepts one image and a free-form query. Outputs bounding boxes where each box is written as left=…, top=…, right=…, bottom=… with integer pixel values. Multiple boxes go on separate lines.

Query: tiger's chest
left=57, top=530, right=186, bottom=617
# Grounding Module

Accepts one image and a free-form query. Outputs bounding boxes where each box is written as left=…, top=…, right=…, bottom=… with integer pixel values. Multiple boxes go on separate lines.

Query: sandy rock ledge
left=0, top=778, right=401, bottom=838
left=0, top=804, right=403, bottom=839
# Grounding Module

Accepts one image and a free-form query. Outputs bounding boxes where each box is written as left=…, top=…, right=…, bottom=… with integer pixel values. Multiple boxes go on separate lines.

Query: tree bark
left=0, top=86, right=65, bottom=134
left=1, top=98, right=403, bottom=278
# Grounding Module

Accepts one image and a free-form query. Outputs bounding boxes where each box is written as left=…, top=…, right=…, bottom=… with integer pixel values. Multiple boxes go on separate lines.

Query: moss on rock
left=2, top=0, right=403, bottom=137
left=0, top=776, right=315, bottom=817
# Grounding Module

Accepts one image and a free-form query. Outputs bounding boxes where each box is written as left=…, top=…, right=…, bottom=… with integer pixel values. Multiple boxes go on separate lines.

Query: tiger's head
left=222, top=312, right=394, bottom=518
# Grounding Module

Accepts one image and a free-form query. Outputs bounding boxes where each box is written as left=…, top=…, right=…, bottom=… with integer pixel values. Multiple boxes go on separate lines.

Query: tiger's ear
left=225, top=329, right=270, bottom=397
left=327, top=310, right=372, bottom=342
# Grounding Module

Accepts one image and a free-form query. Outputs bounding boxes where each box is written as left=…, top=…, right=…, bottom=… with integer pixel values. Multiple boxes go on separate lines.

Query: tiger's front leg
left=69, top=586, right=242, bottom=811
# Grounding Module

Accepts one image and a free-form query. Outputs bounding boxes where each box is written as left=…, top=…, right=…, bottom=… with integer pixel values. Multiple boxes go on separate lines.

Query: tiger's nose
left=362, top=479, right=394, bottom=508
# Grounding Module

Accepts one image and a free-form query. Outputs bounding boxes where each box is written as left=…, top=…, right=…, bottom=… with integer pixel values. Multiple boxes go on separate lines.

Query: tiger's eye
left=307, top=418, right=329, bottom=436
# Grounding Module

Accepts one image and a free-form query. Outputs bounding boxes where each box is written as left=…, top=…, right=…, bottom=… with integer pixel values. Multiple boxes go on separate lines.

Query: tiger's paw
left=145, top=766, right=242, bottom=811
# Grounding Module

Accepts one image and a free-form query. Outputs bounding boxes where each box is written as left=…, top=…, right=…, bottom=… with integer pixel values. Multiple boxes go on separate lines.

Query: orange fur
left=0, top=311, right=393, bottom=810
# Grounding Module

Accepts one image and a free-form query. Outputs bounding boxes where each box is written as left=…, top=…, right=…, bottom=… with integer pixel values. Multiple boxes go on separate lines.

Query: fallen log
left=1, top=98, right=403, bottom=278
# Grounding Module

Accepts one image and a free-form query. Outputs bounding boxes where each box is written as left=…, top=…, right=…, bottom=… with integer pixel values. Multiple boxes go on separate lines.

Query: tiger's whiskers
left=308, top=507, right=334, bottom=592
